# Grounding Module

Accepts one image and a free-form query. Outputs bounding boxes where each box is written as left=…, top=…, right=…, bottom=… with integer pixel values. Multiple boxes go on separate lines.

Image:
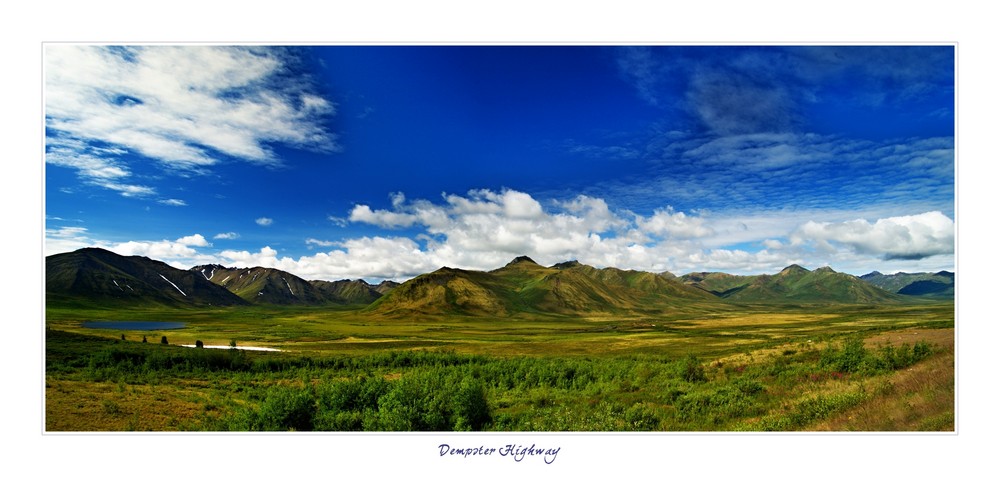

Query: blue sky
left=44, top=45, right=955, bottom=281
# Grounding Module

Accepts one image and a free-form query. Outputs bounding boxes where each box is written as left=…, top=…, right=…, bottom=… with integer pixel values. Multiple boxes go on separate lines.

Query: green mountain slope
left=860, top=271, right=954, bottom=299
left=48, top=248, right=942, bottom=314
left=46, top=248, right=248, bottom=307
left=680, top=271, right=758, bottom=297
left=722, top=265, right=904, bottom=304
left=310, top=279, right=386, bottom=305
left=366, top=256, right=721, bottom=317
left=191, top=265, right=332, bottom=305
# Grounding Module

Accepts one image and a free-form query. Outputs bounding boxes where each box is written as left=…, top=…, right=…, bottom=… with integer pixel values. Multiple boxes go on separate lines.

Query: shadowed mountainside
left=860, top=271, right=954, bottom=299
left=46, top=248, right=248, bottom=307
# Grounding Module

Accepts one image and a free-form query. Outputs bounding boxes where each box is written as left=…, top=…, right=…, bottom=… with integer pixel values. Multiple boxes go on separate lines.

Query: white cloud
left=255, top=217, right=274, bottom=226
left=45, top=226, right=108, bottom=256
left=158, top=198, right=187, bottom=206
left=93, top=181, right=156, bottom=197
left=44, top=45, right=338, bottom=198
left=348, top=205, right=419, bottom=228
left=47, top=226, right=88, bottom=239
left=791, top=211, right=954, bottom=260
left=677, top=248, right=798, bottom=273
left=762, top=239, right=784, bottom=249
left=176, top=234, right=210, bottom=247
left=108, top=234, right=217, bottom=264
left=213, top=232, right=239, bottom=240
left=305, top=238, right=337, bottom=247
left=636, top=207, right=713, bottom=238
left=45, top=190, right=955, bottom=281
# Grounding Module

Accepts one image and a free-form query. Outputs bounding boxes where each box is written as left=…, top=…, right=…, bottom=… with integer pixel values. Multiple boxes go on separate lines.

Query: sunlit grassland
left=45, top=301, right=954, bottom=431
left=45, top=301, right=953, bottom=358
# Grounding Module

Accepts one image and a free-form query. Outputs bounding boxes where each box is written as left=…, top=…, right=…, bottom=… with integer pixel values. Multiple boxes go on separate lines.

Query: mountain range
left=46, top=248, right=397, bottom=308
left=858, top=271, right=955, bottom=299
left=45, top=248, right=953, bottom=315
left=680, top=265, right=908, bottom=303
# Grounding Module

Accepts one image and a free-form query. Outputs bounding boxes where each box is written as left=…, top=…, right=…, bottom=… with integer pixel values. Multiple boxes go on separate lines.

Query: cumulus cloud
left=363, top=189, right=625, bottom=261
left=255, top=217, right=274, bottom=226
left=44, top=45, right=337, bottom=199
left=45, top=189, right=955, bottom=281
left=108, top=234, right=217, bottom=266
left=791, top=211, right=954, bottom=260
left=213, top=232, right=239, bottom=240
left=678, top=248, right=798, bottom=273
left=349, top=204, right=419, bottom=228
left=636, top=207, right=713, bottom=238
left=175, top=234, right=210, bottom=247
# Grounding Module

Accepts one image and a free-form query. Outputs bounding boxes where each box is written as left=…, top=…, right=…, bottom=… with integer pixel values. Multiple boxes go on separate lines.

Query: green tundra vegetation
left=44, top=299, right=954, bottom=432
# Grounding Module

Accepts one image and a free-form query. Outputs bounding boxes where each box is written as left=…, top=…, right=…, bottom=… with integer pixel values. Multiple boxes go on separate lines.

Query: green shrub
left=452, top=377, right=490, bottom=431
left=675, top=355, right=707, bottom=383
left=250, top=387, right=317, bottom=431
left=624, top=403, right=660, bottom=431
left=822, top=338, right=935, bottom=375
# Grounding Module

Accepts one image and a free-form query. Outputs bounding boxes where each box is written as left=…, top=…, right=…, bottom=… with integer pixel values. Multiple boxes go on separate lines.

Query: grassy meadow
left=44, top=300, right=954, bottom=431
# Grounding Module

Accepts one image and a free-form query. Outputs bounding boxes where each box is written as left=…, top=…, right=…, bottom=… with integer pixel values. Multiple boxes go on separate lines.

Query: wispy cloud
left=158, top=198, right=187, bottom=206
left=305, top=238, right=337, bottom=247
left=577, top=132, right=954, bottom=218
left=616, top=47, right=664, bottom=107
left=213, top=232, right=240, bottom=240
left=614, top=46, right=952, bottom=137
left=687, top=67, right=796, bottom=135
left=255, top=217, right=274, bottom=227
left=45, top=226, right=102, bottom=255
left=44, top=45, right=338, bottom=199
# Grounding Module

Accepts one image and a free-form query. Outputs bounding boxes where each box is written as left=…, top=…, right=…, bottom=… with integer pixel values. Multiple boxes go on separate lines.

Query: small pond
left=81, top=321, right=186, bottom=331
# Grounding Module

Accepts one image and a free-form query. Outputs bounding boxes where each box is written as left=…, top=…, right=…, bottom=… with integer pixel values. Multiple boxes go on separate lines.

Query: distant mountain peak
left=780, top=264, right=808, bottom=275
left=506, top=256, right=538, bottom=266
left=552, top=260, right=581, bottom=269
left=814, top=266, right=836, bottom=273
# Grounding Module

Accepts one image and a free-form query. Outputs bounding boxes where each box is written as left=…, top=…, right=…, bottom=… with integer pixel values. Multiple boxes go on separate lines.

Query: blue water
left=81, top=321, right=186, bottom=331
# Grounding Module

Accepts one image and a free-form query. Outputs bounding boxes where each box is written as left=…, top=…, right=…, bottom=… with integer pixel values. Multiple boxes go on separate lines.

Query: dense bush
left=313, top=377, right=390, bottom=431
left=231, top=386, right=317, bottom=431
left=371, top=370, right=491, bottom=431
left=820, top=337, right=934, bottom=375
left=58, top=331, right=939, bottom=432
left=675, top=378, right=766, bottom=423
left=674, top=354, right=707, bottom=383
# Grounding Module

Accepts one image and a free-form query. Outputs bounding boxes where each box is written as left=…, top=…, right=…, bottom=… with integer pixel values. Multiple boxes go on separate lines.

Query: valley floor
left=44, top=303, right=955, bottom=432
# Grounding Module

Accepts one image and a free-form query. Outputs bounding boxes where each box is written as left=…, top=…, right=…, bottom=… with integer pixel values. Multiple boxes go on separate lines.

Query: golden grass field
left=45, top=301, right=954, bottom=431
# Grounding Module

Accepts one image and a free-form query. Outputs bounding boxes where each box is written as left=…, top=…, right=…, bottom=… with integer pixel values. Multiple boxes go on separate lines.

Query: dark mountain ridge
left=46, top=248, right=247, bottom=307
left=47, top=248, right=947, bottom=312
left=191, top=264, right=332, bottom=305
left=859, top=270, right=954, bottom=299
